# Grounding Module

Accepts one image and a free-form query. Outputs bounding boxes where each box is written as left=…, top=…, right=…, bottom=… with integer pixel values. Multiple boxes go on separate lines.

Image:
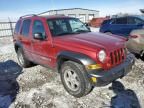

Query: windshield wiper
left=74, top=29, right=91, bottom=33
left=56, top=32, right=77, bottom=36
left=55, top=30, right=91, bottom=36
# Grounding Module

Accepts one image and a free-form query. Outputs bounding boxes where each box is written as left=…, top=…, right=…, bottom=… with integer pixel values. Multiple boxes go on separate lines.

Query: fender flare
left=57, top=51, right=96, bottom=70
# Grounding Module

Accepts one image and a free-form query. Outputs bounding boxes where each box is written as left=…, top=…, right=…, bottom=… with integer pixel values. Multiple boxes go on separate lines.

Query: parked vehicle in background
left=13, top=14, right=135, bottom=98
left=89, top=17, right=108, bottom=28
left=100, top=15, right=144, bottom=37
left=126, top=29, right=144, bottom=59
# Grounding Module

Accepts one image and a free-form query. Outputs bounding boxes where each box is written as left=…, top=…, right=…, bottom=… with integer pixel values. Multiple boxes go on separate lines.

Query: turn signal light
left=86, top=64, right=102, bottom=70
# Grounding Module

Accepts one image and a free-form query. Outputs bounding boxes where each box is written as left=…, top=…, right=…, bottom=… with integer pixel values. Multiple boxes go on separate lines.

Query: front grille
left=110, top=48, right=125, bottom=66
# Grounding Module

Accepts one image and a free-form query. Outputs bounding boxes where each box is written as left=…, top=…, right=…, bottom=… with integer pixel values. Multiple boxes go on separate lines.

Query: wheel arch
left=14, top=41, right=23, bottom=52
left=56, top=51, right=96, bottom=72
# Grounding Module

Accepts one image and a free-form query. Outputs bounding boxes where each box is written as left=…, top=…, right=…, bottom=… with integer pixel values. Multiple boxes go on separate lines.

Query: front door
left=31, top=19, right=52, bottom=66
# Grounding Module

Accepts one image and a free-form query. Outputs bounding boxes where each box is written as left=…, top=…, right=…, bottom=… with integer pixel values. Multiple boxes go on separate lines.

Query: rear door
left=31, top=19, right=53, bottom=66
left=19, top=19, right=33, bottom=60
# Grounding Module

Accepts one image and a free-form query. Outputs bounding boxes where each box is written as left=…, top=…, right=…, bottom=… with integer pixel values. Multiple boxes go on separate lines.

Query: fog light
left=91, top=77, right=97, bottom=83
left=86, top=64, right=102, bottom=70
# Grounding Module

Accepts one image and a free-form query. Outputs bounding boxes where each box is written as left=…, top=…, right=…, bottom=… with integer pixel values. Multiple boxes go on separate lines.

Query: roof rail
left=38, top=13, right=65, bottom=16
left=20, top=14, right=37, bottom=19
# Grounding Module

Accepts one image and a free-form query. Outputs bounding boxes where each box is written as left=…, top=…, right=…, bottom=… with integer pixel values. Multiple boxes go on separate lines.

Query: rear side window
left=15, top=20, right=21, bottom=34
left=21, top=19, right=31, bottom=36
left=115, top=17, right=127, bottom=24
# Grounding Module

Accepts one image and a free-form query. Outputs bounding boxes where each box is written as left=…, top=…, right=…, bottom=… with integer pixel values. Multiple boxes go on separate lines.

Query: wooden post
left=8, top=17, right=14, bottom=37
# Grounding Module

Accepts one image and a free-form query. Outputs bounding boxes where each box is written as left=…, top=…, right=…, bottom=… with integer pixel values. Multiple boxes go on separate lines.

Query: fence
left=0, top=22, right=16, bottom=38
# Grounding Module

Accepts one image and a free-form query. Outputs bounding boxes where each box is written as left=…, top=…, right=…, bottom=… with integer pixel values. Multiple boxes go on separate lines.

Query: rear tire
left=17, top=48, right=32, bottom=68
left=60, top=61, right=93, bottom=98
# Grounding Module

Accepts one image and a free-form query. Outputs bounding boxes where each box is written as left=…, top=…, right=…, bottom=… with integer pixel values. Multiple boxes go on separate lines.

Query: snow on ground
left=0, top=37, right=13, bottom=55
left=0, top=37, right=144, bottom=108
left=0, top=44, right=14, bottom=54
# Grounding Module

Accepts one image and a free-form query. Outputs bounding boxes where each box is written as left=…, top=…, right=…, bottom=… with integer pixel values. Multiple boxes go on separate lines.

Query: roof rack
left=20, top=14, right=37, bottom=19
left=38, top=13, right=65, bottom=16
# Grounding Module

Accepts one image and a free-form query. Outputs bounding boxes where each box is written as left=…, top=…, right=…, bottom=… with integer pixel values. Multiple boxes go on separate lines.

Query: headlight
left=98, top=50, right=106, bottom=63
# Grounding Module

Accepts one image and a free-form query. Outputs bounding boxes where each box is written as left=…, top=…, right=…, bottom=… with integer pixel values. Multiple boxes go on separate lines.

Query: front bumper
left=88, top=53, right=135, bottom=86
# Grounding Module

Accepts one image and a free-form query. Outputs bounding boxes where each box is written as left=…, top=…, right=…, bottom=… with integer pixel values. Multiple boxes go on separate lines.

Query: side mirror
left=85, top=23, right=89, bottom=27
left=33, top=33, right=45, bottom=40
left=84, top=23, right=91, bottom=31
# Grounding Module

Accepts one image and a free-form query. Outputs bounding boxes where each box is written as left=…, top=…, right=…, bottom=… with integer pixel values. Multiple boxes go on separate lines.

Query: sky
left=0, top=0, right=143, bottom=21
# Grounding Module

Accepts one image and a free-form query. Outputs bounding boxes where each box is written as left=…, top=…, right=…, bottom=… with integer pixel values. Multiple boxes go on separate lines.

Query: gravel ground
left=0, top=37, right=144, bottom=108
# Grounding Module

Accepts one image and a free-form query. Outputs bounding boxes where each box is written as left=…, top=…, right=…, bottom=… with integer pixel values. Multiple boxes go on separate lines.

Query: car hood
left=53, top=32, right=125, bottom=52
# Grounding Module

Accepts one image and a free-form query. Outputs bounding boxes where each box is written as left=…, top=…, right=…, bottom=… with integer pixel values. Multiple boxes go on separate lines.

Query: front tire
left=60, top=61, right=93, bottom=98
left=17, top=48, right=32, bottom=68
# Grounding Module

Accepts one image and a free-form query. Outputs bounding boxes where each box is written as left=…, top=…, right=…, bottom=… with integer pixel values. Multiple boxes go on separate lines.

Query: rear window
left=15, top=20, right=21, bottom=34
left=21, top=19, right=31, bottom=36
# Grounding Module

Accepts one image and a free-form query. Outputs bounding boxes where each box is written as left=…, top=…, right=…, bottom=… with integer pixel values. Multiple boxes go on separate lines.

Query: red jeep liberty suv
left=13, top=14, right=135, bottom=97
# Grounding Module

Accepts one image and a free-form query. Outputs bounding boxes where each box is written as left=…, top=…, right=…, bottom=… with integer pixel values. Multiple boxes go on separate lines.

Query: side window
left=127, top=17, right=135, bottom=24
left=21, top=19, right=31, bottom=36
left=15, top=20, right=21, bottom=34
left=32, top=20, right=46, bottom=38
left=115, top=17, right=127, bottom=24
left=111, top=19, right=116, bottom=24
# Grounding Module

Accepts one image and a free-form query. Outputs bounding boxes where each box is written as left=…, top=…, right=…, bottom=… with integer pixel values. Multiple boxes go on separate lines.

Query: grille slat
left=110, top=48, right=125, bottom=67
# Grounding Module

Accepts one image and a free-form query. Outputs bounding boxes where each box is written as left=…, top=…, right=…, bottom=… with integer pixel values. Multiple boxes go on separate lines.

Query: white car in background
left=126, top=29, right=144, bottom=59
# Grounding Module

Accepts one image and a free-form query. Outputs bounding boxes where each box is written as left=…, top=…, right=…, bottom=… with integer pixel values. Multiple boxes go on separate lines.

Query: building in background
left=38, top=8, right=99, bottom=23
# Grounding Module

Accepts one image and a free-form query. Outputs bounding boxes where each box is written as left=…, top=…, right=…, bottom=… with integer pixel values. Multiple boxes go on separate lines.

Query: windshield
left=135, top=15, right=144, bottom=21
left=139, top=16, right=144, bottom=20
left=47, top=18, right=90, bottom=36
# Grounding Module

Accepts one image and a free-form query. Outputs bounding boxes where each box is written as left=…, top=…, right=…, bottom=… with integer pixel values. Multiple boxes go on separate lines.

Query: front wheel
left=60, top=61, right=93, bottom=98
